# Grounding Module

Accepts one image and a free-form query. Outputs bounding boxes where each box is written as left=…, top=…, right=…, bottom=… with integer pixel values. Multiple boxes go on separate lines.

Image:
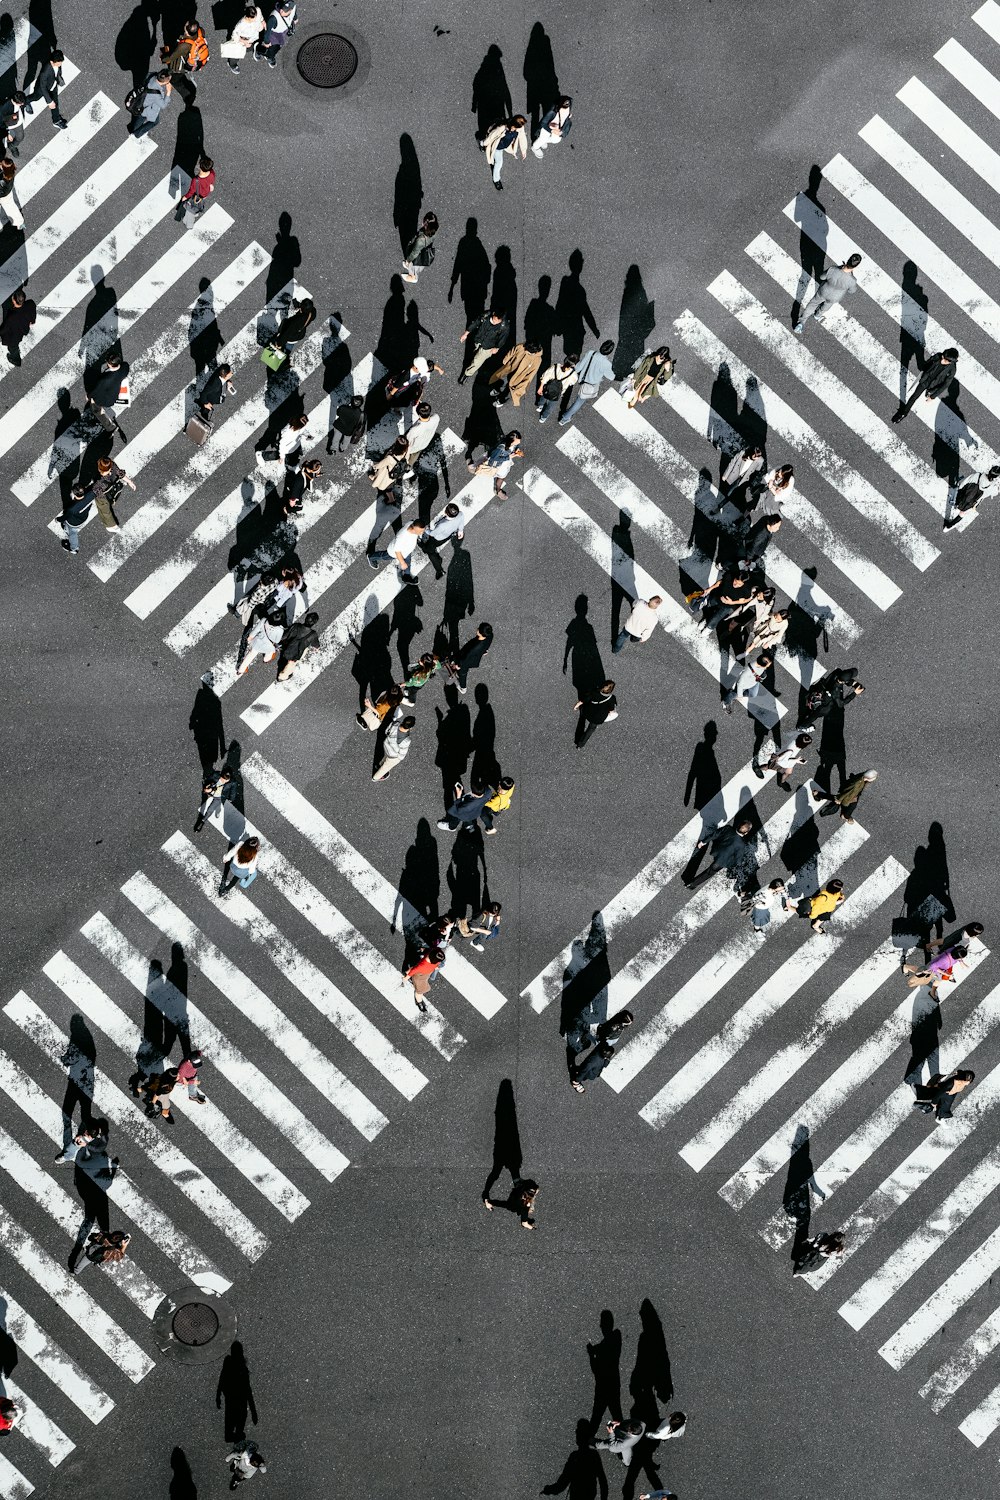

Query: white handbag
left=220, top=39, right=247, bottom=58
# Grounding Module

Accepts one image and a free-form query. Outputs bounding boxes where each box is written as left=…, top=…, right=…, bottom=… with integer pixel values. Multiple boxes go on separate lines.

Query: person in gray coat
left=794, top=252, right=861, bottom=333
left=128, top=69, right=173, bottom=137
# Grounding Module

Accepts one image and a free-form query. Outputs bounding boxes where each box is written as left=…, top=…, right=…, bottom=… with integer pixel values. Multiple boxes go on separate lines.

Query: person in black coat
left=276, top=611, right=320, bottom=680
left=447, top=622, right=493, bottom=693
left=892, top=348, right=958, bottom=423
left=0, top=287, right=34, bottom=365
left=572, top=679, right=618, bottom=749
left=197, top=362, right=236, bottom=418
left=86, top=355, right=128, bottom=435
left=24, top=48, right=68, bottom=128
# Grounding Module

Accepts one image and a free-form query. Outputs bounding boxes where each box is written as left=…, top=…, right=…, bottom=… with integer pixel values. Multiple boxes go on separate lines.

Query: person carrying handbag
left=535, top=356, right=578, bottom=422
left=225, top=6, right=265, bottom=74
left=86, top=1230, right=131, bottom=1266
left=403, top=211, right=439, bottom=283
left=264, top=296, right=316, bottom=367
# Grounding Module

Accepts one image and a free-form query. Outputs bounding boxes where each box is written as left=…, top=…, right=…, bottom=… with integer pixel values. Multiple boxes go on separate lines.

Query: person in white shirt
left=372, top=709, right=416, bottom=781
left=613, top=595, right=662, bottom=652
left=767, top=731, right=813, bottom=790
left=226, top=6, right=265, bottom=73
left=403, top=402, right=440, bottom=477
left=225, top=1441, right=267, bottom=1483
left=531, top=95, right=572, bottom=158
left=646, top=1411, right=686, bottom=1443
left=275, top=412, right=313, bottom=470
left=945, top=465, right=1000, bottom=529
left=368, top=519, right=424, bottom=584
left=749, top=879, right=789, bottom=933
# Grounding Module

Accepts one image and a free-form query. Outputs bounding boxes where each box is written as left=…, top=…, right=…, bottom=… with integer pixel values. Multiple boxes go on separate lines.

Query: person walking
left=403, top=402, right=440, bottom=477
left=531, top=95, right=572, bottom=158
left=594, top=1420, right=646, bottom=1465
left=559, top=341, right=616, bottom=427
left=85, top=1229, right=132, bottom=1267
left=86, top=353, right=128, bottom=437
left=197, top=361, right=236, bottom=420
left=793, top=1230, right=845, bottom=1274
left=613, top=594, right=662, bottom=652
left=401, top=654, right=441, bottom=704
left=457, top=901, right=503, bottom=952
left=194, top=765, right=235, bottom=832
left=740, top=606, right=788, bottom=661
left=127, top=68, right=172, bottom=137
left=226, top=6, right=265, bottom=73
left=268, top=295, right=316, bottom=359
left=722, top=444, right=765, bottom=500
left=794, top=252, right=861, bottom=333
left=24, top=47, right=68, bottom=128
left=904, top=943, right=969, bottom=1001
left=386, top=356, right=444, bottom=428
left=330, top=392, right=366, bottom=453
left=226, top=1441, right=268, bottom=1487
left=275, top=610, right=319, bottom=680
left=488, top=339, right=543, bottom=407
left=570, top=1008, right=633, bottom=1092
left=88, top=455, right=133, bottom=532
left=222, top=835, right=262, bottom=892
left=0, top=158, right=22, bottom=231
left=256, top=1, right=297, bottom=68
left=437, top=779, right=495, bottom=834
left=178, top=155, right=216, bottom=219
left=739, top=513, right=782, bottom=574
left=892, top=348, right=959, bottom=424
left=161, top=20, right=209, bottom=101
left=0, top=285, right=34, bottom=364
left=177, top=1049, right=207, bottom=1103
left=749, top=463, right=795, bottom=515
left=914, top=1068, right=975, bottom=1123
left=647, top=1413, right=687, bottom=1444
left=765, top=731, right=812, bottom=791
left=724, top=650, right=774, bottom=719
left=483, top=114, right=528, bottom=189
left=620, top=345, right=674, bottom=407
left=356, top=683, right=404, bottom=732
left=140, top=1068, right=177, bottom=1124
left=448, top=622, right=493, bottom=694
left=0, top=1397, right=22, bottom=1433
left=402, top=210, right=439, bottom=283
left=419, top=501, right=466, bottom=577
left=372, top=709, right=416, bottom=781
left=59, top=483, right=98, bottom=557
left=812, top=768, right=877, bottom=823
left=483, top=1176, right=538, bottom=1228
left=688, top=816, right=757, bottom=895
left=750, top=879, right=789, bottom=934
left=458, top=306, right=510, bottom=386
left=945, top=465, right=1000, bottom=529
left=268, top=411, right=313, bottom=470
left=535, top=354, right=577, bottom=422
left=804, top=879, right=845, bottom=935
left=468, top=430, right=523, bottom=497
left=926, top=921, right=985, bottom=964
left=482, top=776, right=515, bottom=835
left=281, top=457, right=322, bottom=517
left=573, top=679, right=618, bottom=748
left=404, top=946, right=444, bottom=1013
left=237, top=608, right=285, bottom=675
left=370, top=517, right=424, bottom=583
left=0, top=91, right=26, bottom=156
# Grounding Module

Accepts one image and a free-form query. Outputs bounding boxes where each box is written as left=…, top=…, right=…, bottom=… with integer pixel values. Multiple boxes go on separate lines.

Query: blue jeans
left=559, top=390, right=592, bottom=425
left=612, top=627, right=637, bottom=654
left=61, top=518, right=80, bottom=553
left=237, top=869, right=257, bottom=889
left=536, top=396, right=560, bottom=420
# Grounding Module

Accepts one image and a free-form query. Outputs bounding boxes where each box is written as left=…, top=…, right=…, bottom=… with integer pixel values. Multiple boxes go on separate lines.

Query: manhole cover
left=297, top=33, right=358, bottom=88
left=172, top=1302, right=220, bottom=1346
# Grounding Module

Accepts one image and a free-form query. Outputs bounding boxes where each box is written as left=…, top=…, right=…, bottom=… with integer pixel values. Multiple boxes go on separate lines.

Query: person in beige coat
left=488, top=341, right=542, bottom=407
left=483, top=116, right=527, bottom=189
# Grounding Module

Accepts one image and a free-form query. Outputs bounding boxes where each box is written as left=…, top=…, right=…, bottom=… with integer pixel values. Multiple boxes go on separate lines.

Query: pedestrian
left=613, top=594, right=662, bottom=652
left=368, top=433, right=407, bottom=504
left=750, top=878, right=789, bottom=934
left=0, top=91, right=26, bottom=156
left=447, top=622, right=493, bottom=694
left=739, top=606, right=788, bottom=662
left=422, top=913, right=457, bottom=954
left=177, top=1049, right=207, bottom=1103
left=386, top=356, right=444, bottom=427
left=904, top=944, right=969, bottom=1000
left=92, top=454, right=137, bottom=531
left=401, top=653, right=442, bottom=703
left=237, top=607, right=285, bottom=675
left=638, top=1492, right=678, bottom=1500
left=724, top=650, right=774, bottom=718
left=468, top=430, right=523, bottom=498
left=0, top=285, right=34, bottom=365
left=369, top=518, right=424, bottom=583
left=573, top=679, right=618, bottom=748
left=194, top=766, right=235, bottom=832
left=197, top=361, right=236, bottom=420
left=892, top=348, right=959, bottom=424
left=0, top=1397, right=22, bottom=1433
left=405, top=946, right=444, bottom=1013
left=402, top=210, right=439, bottom=283
left=457, top=900, right=503, bottom=952
left=372, top=709, right=416, bottom=781
left=140, top=1068, right=177, bottom=1124
left=945, top=465, right=1000, bottom=529
left=570, top=1009, right=633, bottom=1092
left=722, top=443, right=765, bottom=500
left=765, top=732, right=812, bottom=791
left=531, top=95, right=572, bottom=158
left=225, top=6, right=265, bottom=73
left=800, top=667, right=864, bottom=725
left=127, top=68, right=172, bottom=137
left=926, top=921, right=985, bottom=964
left=594, top=1420, right=646, bottom=1465
left=647, top=1413, right=687, bottom=1444
left=226, top=1440, right=268, bottom=1487
left=330, top=392, right=366, bottom=454
left=356, top=683, right=404, bottom=731
left=420, top=502, right=466, bottom=577
left=85, top=353, right=128, bottom=436
left=488, top=339, right=543, bottom=407
left=255, top=1, right=297, bottom=68
left=403, top=401, right=441, bottom=477
left=535, top=354, right=578, bottom=422
left=483, top=1175, right=538, bottom=1229
left=24, top=47, right=68, bottom=128
left=483, top=114, right=528, bottom=189
left=794, top=252, right=861, bottom=333
left=739, top=513, right=782, bottom=574
left=222, top=835, right=262, bottom=892
left=687, top=817, right=757, bottom=894
left=161, top=20, right=209, bottom=102
left=697, top=570, right=755, bottom=634
left=804, top=879, right=845, bottom=935
left=0, top=158, right=22, bottom=231
left=914, top=1068, right=975, bottom=1123
left=86, top=1229, right=132, bottom=1265
left=482, top=776, right=515, bottom=835
left=276, top=610, right=319, bottom=680
left=458, top=306, right=510, bottom=385
left=59, top=483, right=97, bottom=557
left=620, top=345, right=674, bottom=407
left=178, top=154, right=216, bottom=219
left=437, top=779, right=495, bottom=834
left=793, top=1230, right=846, bottom=1274
left=268, top=294, right=316, bottom=359
left=812, top=768, right=877, bottom=823
left=559, top=341, right=616, bottom=427
left=282, top=457, right=322, bottom=517
left=749, top=463, right=795, bottom=516
left=267, top=411, right=313, bottom=470
left=235, top=564, right=306, bottom=628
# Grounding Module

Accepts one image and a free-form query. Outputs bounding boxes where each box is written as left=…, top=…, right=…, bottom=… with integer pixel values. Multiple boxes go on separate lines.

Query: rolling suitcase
left=185, top=413, right=213, bottom=445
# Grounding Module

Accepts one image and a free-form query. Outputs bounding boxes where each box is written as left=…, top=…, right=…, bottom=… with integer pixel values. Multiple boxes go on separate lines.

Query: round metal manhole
left=172, top=1302, right=220, bottom=1346
left=297, top=33, right=359, bottom=89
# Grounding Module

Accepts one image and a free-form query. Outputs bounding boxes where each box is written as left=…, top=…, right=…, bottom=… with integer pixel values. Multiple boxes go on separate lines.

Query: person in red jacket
left=179, top=155, right=216, bottom=219
left=404, top=947, right=444, bottom=1014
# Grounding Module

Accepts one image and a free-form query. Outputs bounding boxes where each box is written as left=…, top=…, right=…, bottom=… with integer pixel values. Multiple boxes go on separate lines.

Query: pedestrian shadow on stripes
left=447, top=829, right=487, bottom=921
left=790, top=165, right=827, bottom=326
left=901, top=822, right=954, bottom=954
left=905, top=989, right=942, bottom=1085
left=189, top=276, right=223, bottom=376
left=683, top=721, right=722, bottom=810
left=781, top=1123, right=824, bottom=1267
left=264, top=212, right=302, bottom=325
left=933, top=393, right=969, bottom=489
left=899, top=260, right=929, bottom=404
left=563, top=594, right=606, bottom=699
left=393, top=817, right=440, bottom=939
left=610, top=511, right=635, bottom=643
left=0, top=1297, right=18, bottom=1380
left=559, top=912, right=610, bottom=1065
left=389, top=582, right=424, bottom=678
left=226, top=480, right=291, bottom=574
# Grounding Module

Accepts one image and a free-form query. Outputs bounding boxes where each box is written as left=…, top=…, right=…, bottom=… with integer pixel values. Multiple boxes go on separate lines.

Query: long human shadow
left=471, top=682, right=501, bottom=788
left=392, top=131, right=422, bottom=252
left=482, top=1077, right=522, bottom=1201
left=555, top=249, right=599, bottom=361
left=60, top=1014, right=96, bottom=1154
left=523, top=20, right=559, bottom=136
left=524, top=273, right=557, bottom=371
left=189, top=275, right=223, bottom=374
left=448, top=216, right=491, bottom=323
left=189, top=680, right=226, bottom=774
left=435, top=541, right=475, bottom=660
left=446, top=824, right=485, bottom=918
left=168, top=1445, right=198, bottom=1500
left=563, top=593, right=606, bottom=698
left=790, top=164, right=827, bottom=322
left=613, top=264, right=655, bottom=381
left=559, top=911, right=610, bottom=1063
left=542, top=1417, right=609, bottom=1498
left=216, top=1339, right=258, bottom=1444
left=588, top=1309, right=623, bottom=1430
left=781, top=1123, right=822, bottom=1265
left=349, top=612, right=393, bottom=714
left=491, top=244, right=517, bottom=334
left=900, top=820, right=954, bottom=949
left=434, top=683, right=473, bottom=802
left=389, top=579, right=424, bottom=678
left=684, top=720, right=722, bottom=809
left=470, top=42, right=512, bottom=136
left=899, top=259, right=929, bottom=403
left=610, top=510, right=635, bottom=641
left=393, top=817, right=440, bottom=956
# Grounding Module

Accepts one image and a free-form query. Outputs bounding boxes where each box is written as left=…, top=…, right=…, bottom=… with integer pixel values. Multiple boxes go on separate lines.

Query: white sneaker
left=530, top=145, right=543, bottom=158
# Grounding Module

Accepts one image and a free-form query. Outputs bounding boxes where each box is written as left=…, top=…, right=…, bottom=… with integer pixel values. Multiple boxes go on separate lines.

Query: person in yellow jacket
left=482, top=776, right=516, bottom=836
left=805, top=879, right=845, bottom=934
left=489, top=341, right=543, bottom=407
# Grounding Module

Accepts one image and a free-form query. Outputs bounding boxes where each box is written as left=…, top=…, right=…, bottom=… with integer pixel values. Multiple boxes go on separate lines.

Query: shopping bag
left=260, top=345, right=286, bottom=371
left=220, top=39, right=246, bottom=58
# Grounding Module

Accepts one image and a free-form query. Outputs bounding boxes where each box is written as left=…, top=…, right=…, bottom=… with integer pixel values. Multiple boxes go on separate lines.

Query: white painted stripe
left=898, top=75, right=1000, bottom=200
left=522, top=465, right=784, bottom=724
left=196, top=800, right=466, bottom=1061
left=890, top=1220, right=1000, bottom=1364
left=126, top=354, right=375, bottom=619
left=758, top=980, right=1000, bottom=1248
left=841, top=1138, right=1000, bottom=1332
left=0, top=1203, right=153, bottom=1381
left=782, top=190, right=1000, bottom=433
left=603, top=791, right=826, bottom=1093
left=12, top=92, right=117, bottom=208
left=11, top=204, right=233, bottom=494
left=0, top=1376, right=73, bottom=1466
left=0, top=1449, right=32, bottom=1500
left=0, top=1043, right=226, bottom=1286
left=594, top=387, right=865, bottom=637
left=974, top=0, right=1000, bottom=47
left=822, top=152, right=1000, bottom=343
left=162, top=831, right=428, bottom=1101
left=0, top=132, right=156, bottom=316
left=959, top=1380, right=1000, bottom=1446
left=0, top=1292, right=112, bottom=1422
left=77, top=915, right=316, bottom=1212
left=241, top=752, right=508, bottom=1018
left=674, top=310, right=939, bottom=570
left=709, top=269, right=948, bottom=514
left=658, top=376, right=901, bottom=613
left=921, top=1302, right=1000, bottom=1411
left=5, top=990, right=268, bottom=1260
left=747, top=233, right=993, bottom=481
left=201, top=423, right=463, bottom=692
left=936, top=38, right=1000, bottom=122
left=120, top=871, right=373, bottom=1155
left=641, top=857, right=905, bottom=1128
left=88, top=320, right=329, bottom=581
left=237, top=470, right=497, bottom=732
left=559, top=424, right=814, bottom=689
left=680, top=935, right=897, bottom=1171
left=0, top=1118, right=162, bottom=1317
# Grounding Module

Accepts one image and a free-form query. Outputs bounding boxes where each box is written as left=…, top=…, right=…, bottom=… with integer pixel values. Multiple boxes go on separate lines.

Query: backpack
left=124, top=81, right=154, bottom=114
